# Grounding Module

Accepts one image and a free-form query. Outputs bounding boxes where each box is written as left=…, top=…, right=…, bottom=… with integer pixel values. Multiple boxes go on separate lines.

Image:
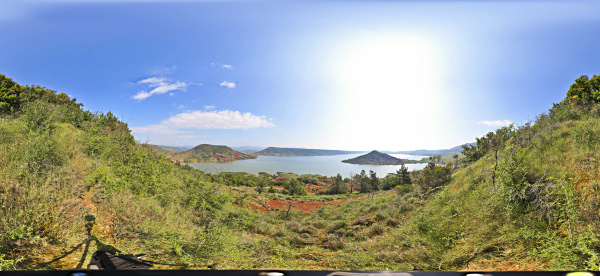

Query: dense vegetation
left=1, top=73, right=600, bottom=271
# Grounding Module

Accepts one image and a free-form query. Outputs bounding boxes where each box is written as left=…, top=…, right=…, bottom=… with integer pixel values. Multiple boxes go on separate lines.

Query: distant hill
left=389, top=142, right=474, bottom=156
left=256, top=147, right=363, bottom=156
left=342, top=150, right=408, bottom=165
left=154, top=145, right=190, bottom=153
left=231, top=146, right=266, bottom=154
left=151, top=144, right=256, bottom=163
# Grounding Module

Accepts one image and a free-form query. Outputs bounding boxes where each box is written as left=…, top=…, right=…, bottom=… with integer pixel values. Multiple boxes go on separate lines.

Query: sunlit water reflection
left=187, top=153, right=429, bottom=177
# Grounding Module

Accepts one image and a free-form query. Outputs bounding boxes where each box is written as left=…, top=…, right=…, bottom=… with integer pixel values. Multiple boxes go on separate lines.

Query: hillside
left=342, top=150, right=408, bottom=165
left=256, top=147, right=362, bottom=156
left=166, top=144, right=257, bottom=163
left=2, top=73, right=600, bottom=271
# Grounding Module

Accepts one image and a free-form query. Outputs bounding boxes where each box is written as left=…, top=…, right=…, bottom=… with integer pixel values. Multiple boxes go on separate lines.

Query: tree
left=396, top=164, right=412, bottom=185
left=359, top=170, right=370, bottom=193
left=327, top=173, right=348, bottom=195
left=414, top=163, right=452, bottom=194
left=0, top=74, right=22, bottom=114
left=369, top=170, right=379, bottom=191
left=566, top=75, right=600, bottom=102
left=255, top=179, right=267, bottom=194
left=283, top=179, right=307, bottom=196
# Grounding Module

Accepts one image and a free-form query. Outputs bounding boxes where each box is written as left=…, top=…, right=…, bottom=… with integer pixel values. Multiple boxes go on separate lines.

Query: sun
left=326, top=32, right=446, bottom=150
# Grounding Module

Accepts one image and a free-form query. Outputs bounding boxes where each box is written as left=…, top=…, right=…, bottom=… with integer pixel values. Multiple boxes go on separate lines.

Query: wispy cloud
left=130, top=109, right=275, bottom=135
left=220, top=81, right=236, bottom=89
left=210, top=62, right=234, bottom=70
left=204, top=105, right=216, bottom=110
left=133, top=76, right=196, bottom=100
left=478, top=119, right=512, bottom=127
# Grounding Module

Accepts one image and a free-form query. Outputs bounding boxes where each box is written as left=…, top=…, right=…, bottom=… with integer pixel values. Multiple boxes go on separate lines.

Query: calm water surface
left=187, top=154, right=429, bottom=177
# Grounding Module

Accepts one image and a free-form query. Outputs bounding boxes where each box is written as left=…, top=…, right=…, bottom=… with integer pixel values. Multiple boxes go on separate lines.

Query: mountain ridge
left=150, top=143, right=256, bottom=163
left=256, top=147, right=363, bottom=156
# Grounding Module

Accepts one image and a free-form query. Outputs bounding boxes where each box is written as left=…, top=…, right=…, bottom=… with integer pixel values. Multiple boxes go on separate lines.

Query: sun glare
left=329, top=33, right=445, bottom=149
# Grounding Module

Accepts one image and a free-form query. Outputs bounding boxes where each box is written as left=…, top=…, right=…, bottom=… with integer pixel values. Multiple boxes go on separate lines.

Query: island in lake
left=150, top=144, right=256, bottom=163
left=342, top=150, right=420, bottom=165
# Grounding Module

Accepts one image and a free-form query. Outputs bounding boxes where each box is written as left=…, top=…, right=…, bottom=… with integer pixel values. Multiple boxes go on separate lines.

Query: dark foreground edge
left=0, top=271, right=596, bottom=276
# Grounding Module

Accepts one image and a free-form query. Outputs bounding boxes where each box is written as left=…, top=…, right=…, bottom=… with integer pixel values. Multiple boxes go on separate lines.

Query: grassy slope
left=2, top=75, right=600, bottom=271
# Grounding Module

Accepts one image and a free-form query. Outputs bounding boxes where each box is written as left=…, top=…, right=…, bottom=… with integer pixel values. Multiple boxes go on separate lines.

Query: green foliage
left=358, top=170, right=370, bottom=193
left=382, top=164, right=413, bottom=190
left=0, top=254, right=15, bottom=271
left=0, top=74, right=21, bottom=114
left=571, top=121, right=600, bottom=148
left=369, top=170, right=379, bottom=192
left=325, top=173, right=347, bottom=195
left=495, top=148, right=530, bottom=215
left=413, top=163, right=452, bottom=194
left=566, top=75, right=600, bottom=102
left=283, top=179, right=307, bottom=196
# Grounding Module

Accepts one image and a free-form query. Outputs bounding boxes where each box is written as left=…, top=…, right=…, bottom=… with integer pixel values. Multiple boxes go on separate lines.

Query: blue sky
left=2, top=0, right=600, bottom=151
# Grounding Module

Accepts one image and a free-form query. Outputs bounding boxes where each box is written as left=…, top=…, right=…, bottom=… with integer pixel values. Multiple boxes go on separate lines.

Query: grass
left=2, top=75, right=600, bottom=270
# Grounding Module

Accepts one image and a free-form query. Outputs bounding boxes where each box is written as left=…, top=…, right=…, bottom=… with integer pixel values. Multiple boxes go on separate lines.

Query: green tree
left=566, top=75, right=600, bottom=102
left=414, top=163, right=452, bottom=194
left=327, top=173, right=348, bottom=195
left=255, top=178, right=267, bottom=194
left=283, top=179, right=307, bottom=196
left=369, top=170, right=379, bottom=191
left=0, top=74, right=22, bottom=114
left=396, top=164, right=412, bottom=185
left=358, top=170, right=370, bottom=193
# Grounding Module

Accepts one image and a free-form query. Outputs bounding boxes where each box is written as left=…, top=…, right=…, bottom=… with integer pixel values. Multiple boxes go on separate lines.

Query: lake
left=187, top=153, right=429, bottom=177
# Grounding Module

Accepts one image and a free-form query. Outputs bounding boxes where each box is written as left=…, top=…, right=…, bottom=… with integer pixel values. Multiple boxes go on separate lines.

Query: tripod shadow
left=44, top=215, right=119, bottom=269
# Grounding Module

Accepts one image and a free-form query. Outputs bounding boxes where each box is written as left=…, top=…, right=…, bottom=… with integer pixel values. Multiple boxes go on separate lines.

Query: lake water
left=187, top=153, right=429, bottom=177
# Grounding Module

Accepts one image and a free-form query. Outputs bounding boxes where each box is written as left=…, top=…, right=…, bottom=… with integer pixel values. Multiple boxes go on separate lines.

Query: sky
left=2, top=0, right=600, bottom=151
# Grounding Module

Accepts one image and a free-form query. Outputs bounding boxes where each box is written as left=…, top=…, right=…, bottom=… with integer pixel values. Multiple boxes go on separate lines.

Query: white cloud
left=222, top=64, right=233, bottom=69
left=138, top=77, right=168, bottom=85
left=133, top=77, right=189, bottom=101
left=130, top=109, right=275, bottom=135
left=220, top=81, right=236, bottom=89
left=478, top=120, right=512, bottom=127
left=132, top=91, right=152, bottom=100
left=204, top=105, right=216, bottom=110
left=165, top=110, right=274, bottom=129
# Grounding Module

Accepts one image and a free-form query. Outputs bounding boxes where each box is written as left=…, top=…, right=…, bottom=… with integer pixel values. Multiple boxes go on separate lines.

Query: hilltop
left=152, top=144, right=256, bottom=163
left=342, top=150, right=409, bottom=165
left=256, top=147, right=362, bottom=156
